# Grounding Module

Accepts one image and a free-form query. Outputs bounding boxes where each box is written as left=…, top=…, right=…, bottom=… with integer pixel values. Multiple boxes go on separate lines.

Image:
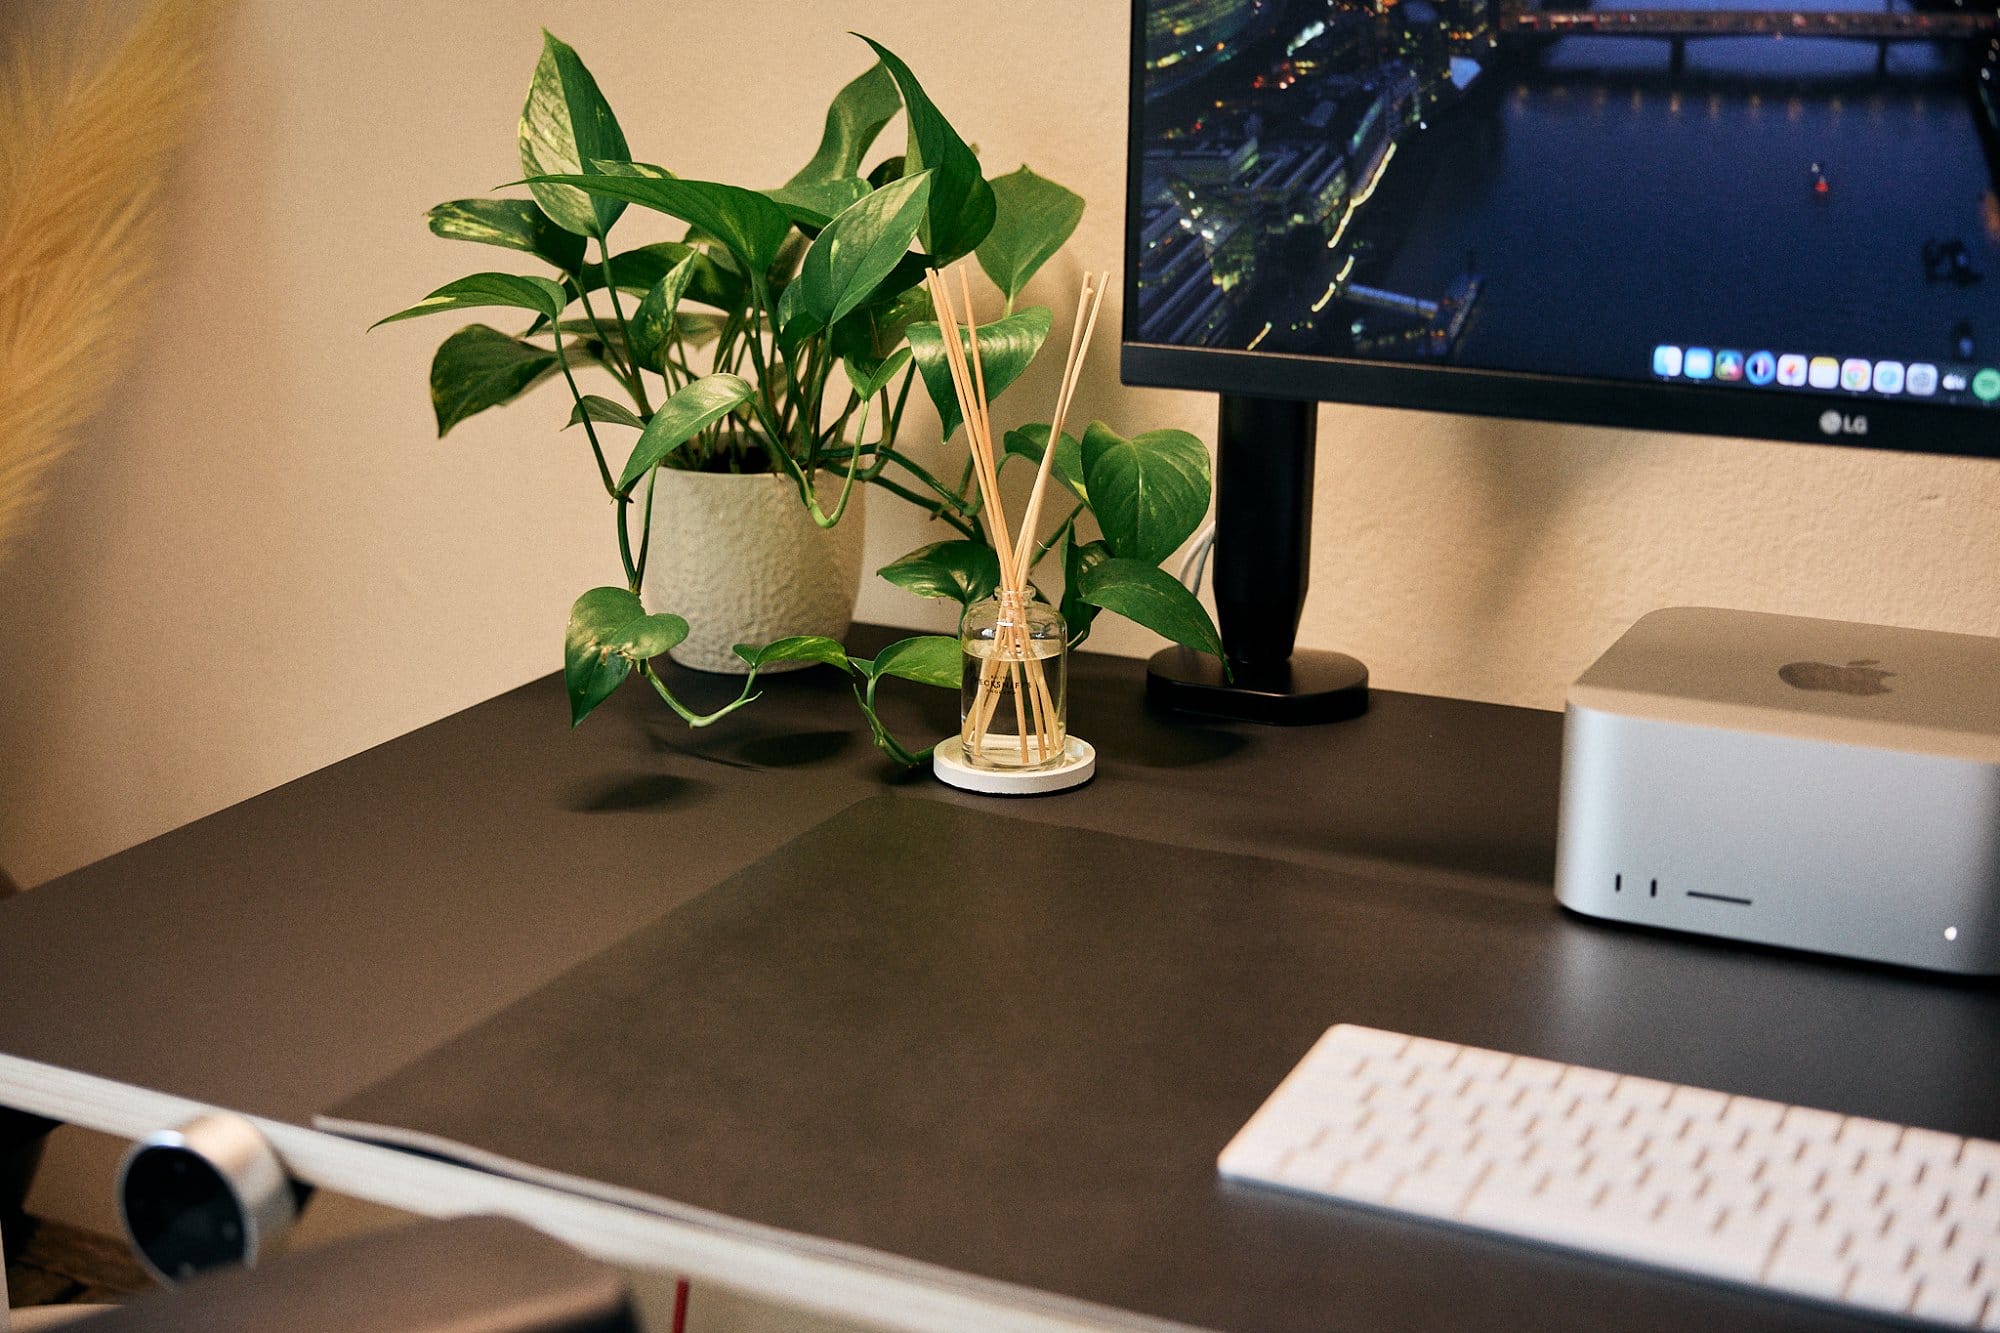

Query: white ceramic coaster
left=932, top=735, right=1096, bottom=795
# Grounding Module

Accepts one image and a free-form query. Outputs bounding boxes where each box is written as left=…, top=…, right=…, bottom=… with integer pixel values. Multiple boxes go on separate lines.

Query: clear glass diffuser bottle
left=959, top=591, right=1068, bottom=770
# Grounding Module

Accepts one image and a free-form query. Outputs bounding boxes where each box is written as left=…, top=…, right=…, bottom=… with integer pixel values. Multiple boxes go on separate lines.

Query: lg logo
left=1818, top=409, right=1868, bottom=436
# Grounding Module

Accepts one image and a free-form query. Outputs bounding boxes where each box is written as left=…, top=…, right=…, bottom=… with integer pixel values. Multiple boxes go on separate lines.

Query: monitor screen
left=1124, top=0, right=2000, bottom=456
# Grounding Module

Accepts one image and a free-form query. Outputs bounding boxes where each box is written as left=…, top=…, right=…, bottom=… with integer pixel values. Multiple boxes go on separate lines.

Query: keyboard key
left=1405, top=1037, right=1459, bottom=1067
left=1905, top=1129, right=1969, bottom=1167
left=1668, top=1085, right=1729, bottom=1120
left=1334, top=1159, right=1403, bottom=1203
left=1765, top=1238, right=1853, bottom=1301
left=1911, top=1276, right=1989, bottom=1324
left=1782, top=1106, right=1843, bottom=1143
left=1723, top=1097, right=1789, bottom=1132
left=1611, top=1076, right=1674, bottom=1110
left=1845, top=1265, right=1918, bottom=1314
left=1558, top=1065, right=1619, bottom=1100
left=1329, top=1026, right=1410, bottom=1057
left=1506, top=1056, right=1565, bottom=1089
left=1455, top=1048, right=1512, bottom=1081
left=1839, top=1118, right=1905, bottom=1154
left=1392, top=1170, right=1479, bottom=1215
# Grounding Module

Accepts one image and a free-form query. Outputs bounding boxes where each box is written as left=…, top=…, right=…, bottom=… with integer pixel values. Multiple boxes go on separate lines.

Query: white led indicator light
left=1946, top=926, right=1959, bottom=941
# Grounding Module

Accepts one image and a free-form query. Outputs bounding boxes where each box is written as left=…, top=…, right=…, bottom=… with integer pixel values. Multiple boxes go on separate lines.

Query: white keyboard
left=1220, top=1025, right=2000, bottom=1328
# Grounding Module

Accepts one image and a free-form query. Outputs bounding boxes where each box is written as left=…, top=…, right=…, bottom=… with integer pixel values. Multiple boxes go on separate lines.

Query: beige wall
left=2, top=0, right=1997, bottom=887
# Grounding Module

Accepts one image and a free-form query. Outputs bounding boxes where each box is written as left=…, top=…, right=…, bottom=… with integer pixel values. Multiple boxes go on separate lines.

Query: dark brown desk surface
left=0, top=628, right=1555, bottom=1129
left=8, top=629, right=1980, bottom=1331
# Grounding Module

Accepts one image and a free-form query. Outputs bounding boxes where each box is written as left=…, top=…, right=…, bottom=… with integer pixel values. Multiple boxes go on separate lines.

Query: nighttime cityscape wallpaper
left=1136, top=0, right=2000, bottom=409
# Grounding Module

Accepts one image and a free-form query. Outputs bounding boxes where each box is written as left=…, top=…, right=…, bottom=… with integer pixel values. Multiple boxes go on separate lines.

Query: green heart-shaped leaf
left=1079, top=423, right=1212, bottom=566
left=564, top=588, right=640, bottom=725
left=857, top=37, right=995, bottom=263
left=860, top=635, right=961, bottom=689
left=429, top=324, right=560, bottom=437
left=1075, top=558, right=1224, bottom=661
left=906, top=305, right=1052, bottom=442
left=976, top=167, right=1084, bottom=305
left=519, top=32, right=630, bottom=239
left=789, top=60, right=902, bottom=186
left=617, top=374, right=755, bottom=494
left=425, top=198, right=587, bottom=273
left=563, top=588, right=689, bottom=725
left=526, top=174, right=792, bottom=279
left=616, top=612, right=690, bottom=660
left=731, top=636, right=853, bottom=673
left=877, top=540, right=1000, bottom=607
left=375, top=272, right=568, bottom=328
left=797, top=172, right=932, bottom=330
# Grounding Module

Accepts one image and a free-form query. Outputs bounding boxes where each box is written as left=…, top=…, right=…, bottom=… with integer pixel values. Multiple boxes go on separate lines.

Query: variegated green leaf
left=857, top=37, right=995, bottom=263
left=789, top=60, right=902, bottom=186
left=425, top=198, right=587, bottom=273
left=374, top=273, right=568, bottom=327
left=616, top=374, right=756, bottom=494
left=519, top=31, right=630, bottom=238
left=429, top=324, right=559, bottom=437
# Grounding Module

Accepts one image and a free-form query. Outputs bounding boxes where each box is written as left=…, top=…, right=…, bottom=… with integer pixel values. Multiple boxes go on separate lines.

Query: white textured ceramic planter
left=640, top=469, right=864, bottom=674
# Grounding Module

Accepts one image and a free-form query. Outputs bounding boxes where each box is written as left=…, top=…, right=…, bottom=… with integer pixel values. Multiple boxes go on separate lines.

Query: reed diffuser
left=925, top=266, right=1106, bottom=787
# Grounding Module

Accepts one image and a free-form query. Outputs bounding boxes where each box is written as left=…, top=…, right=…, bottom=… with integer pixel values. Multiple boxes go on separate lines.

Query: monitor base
left=1146, top=647, right=1369, bottom=725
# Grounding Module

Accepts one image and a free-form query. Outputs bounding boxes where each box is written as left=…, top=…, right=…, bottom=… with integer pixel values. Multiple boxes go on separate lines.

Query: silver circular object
left=117, top=1113, right=297, bottom=1285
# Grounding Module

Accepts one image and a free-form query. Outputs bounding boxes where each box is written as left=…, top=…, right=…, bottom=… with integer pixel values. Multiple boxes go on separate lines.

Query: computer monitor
left=1122, top=0, right=2000, bottom=720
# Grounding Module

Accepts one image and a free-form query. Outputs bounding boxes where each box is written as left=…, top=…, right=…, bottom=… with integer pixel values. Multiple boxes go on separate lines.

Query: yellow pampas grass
left=0, top=0, right=221, bottom=560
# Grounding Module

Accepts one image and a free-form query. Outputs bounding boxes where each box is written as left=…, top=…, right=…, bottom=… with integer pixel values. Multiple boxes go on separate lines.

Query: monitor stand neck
left=1145, top=394, right=1369, bottom=724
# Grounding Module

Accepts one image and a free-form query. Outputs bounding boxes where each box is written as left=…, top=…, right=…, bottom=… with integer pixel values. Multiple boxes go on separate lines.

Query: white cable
left=1178, top=521, right=1217, bottom=592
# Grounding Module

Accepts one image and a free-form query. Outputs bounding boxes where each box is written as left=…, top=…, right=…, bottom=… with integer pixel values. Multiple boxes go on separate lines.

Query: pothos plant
left=378, top=31, right=1225, bottom=764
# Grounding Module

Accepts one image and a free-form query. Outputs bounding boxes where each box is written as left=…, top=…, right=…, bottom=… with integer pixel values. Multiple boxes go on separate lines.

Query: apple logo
left=1778, top=659, right=1895, bottom=696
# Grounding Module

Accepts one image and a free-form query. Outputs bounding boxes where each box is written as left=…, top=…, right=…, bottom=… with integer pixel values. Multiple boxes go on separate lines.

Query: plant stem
left=802, top=344, right=836, bottom=476
left=575, top=285, right=641, bottom=404
left=866, top=475, right=979, bottom=539
left=614, top=496, right=637, bottom=592
left=852, top=677, right=932, bottom=767
left=552, top=333, right=618, bottom=500
left=553, top=329, right=636, bottom=589
left=819, top=392, right=863, bottom=459
left=878, top=450, right=974, bottom=516
left=739, top=283, right=781, bottom=443
left=891, top=360, right=917, bottom=422
left=640, top=662, right=760, bottom=727
left=633, top=464, right=659, bottom=586
left=598, top=238, right=653, bottom=417
left=1033, top=503, right=1085, bottom=569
